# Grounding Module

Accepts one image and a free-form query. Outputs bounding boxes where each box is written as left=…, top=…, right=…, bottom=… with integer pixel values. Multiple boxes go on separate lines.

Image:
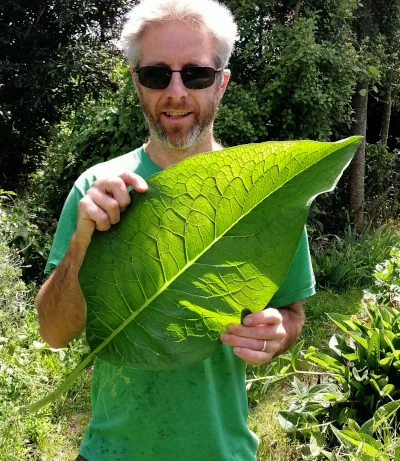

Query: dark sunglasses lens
left=139, top=67, right=171, bottom=89
left=182, top=67, right=215, bottom=89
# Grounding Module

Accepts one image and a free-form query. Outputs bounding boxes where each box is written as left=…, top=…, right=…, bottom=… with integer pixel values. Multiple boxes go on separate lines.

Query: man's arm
left=220, top=301, right=305, bottom=366
left=36, top=234, right=88, bottom=348
left=36, top=172, right=148, bottom=349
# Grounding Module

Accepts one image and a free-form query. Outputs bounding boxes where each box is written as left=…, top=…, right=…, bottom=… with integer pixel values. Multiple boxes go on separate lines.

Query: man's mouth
left=162, top=112, right=192, bottom=120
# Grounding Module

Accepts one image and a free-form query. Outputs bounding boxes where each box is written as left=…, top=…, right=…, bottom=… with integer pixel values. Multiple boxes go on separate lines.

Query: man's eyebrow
left=182, top=61, right=209, bottom=68
left=147, top=61, right=170, bottom=67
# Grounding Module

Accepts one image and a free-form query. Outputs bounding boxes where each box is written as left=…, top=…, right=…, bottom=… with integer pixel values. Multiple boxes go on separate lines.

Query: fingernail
left=233, top=347, right=241, bottom=354
left=220, top=334, right=228, bottom=342
left=243, top=317, right=252, bottom=326
left=139, top=179, right=148, bottom=190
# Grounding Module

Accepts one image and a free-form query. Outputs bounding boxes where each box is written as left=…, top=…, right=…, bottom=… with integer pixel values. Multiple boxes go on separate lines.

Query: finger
left=226, top=322, right=286, bottom=341
left=119, top=172, right=148, bottom=193
left=220, top=333, right=280, bottom=354
left=233, top=347, right=274, bottom=366
left=86, top=188, right=122, bottom=225
left=242, top=308, right=283, bottom=327
left=92, top=177, right=132, bottom=210
left=78, top=196, right=111, bottom=232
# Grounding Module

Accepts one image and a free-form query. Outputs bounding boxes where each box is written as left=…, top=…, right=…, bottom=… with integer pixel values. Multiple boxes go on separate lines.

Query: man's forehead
left=139, top=21, right=216, bottom=67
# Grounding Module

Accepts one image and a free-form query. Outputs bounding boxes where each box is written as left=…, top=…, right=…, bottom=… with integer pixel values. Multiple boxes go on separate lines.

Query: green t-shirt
left=46, top=145, right=315, bottom=461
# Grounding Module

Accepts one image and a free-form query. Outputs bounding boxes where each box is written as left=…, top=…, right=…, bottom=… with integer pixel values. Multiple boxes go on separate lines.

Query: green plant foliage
left=278, top=248, right=400, bottom=459
left=0, top=242, right=90, bottom=460
left=0, top=194, right=54, bottom=281
left=308, top=142, right=400, bottom=238
left=29, top=137, right=361, bottom=412
left=365, top=142, right=400, bottom=223
left=311, top=222, right=400, bottom=290
left=81, top=138, right=360, bottom=370
left=214, top=82, right=269, bottom=146
left=0, top=243, right=27, bottom=314
left=222, top=0, right=358, bottom=141
left=258, top=17, right=357, bottom=141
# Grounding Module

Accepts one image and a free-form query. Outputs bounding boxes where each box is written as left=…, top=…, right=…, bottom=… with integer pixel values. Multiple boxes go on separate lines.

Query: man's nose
left=163, top=71, right=189, bottom=101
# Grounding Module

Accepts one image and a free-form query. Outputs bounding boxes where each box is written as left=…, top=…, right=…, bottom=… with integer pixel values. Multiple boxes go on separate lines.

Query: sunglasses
left=135, top=66, right=223, bottom=90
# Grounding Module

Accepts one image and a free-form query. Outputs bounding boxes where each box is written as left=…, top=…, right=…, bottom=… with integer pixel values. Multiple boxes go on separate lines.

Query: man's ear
left=219, top=69, right=231, bottom=99
left=130, top=67, right=139, bottom=92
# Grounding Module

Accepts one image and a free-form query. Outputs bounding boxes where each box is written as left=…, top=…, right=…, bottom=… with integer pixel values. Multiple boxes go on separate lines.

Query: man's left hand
left=220, top=308, right=287, bottom=366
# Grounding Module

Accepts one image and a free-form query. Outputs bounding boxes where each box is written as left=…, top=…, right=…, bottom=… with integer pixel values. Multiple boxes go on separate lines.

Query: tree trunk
left=349, top=0, right=372, bottom=233
left=380, top=70, right=392, bottom=146
left=349, top=80, right=368, bottom=232
left=294, top=0, right=302, bottom=21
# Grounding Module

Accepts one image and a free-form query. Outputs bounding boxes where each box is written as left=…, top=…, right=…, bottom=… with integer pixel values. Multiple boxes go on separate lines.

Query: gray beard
left=144, top=112, right=207, bottom=150
left=137, top=89, right=220, bottom=150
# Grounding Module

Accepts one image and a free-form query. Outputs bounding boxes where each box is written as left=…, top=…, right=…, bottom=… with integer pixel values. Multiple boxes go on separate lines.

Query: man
left=36, top=1, right=315, bottom=460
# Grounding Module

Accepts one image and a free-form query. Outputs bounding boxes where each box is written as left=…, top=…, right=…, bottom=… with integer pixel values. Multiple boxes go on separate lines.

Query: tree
left=0, top=0, right=130, bottom=190
left=348, top=0, right=400, bottom=231
left=376, top=0, right=400, bottom=145
left=221, top=0, right=358, bottom=143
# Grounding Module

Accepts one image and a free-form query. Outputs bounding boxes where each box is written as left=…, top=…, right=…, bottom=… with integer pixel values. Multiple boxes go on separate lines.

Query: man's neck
left=144, top=135, right=224, bottom=170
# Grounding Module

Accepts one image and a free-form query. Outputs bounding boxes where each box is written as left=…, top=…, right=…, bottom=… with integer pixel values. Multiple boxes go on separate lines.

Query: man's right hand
left=75, top=172, right=148, bottom=247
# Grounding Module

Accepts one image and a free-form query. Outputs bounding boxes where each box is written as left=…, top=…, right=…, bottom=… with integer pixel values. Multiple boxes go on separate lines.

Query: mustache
left=157, top=104, right=194, bottom=113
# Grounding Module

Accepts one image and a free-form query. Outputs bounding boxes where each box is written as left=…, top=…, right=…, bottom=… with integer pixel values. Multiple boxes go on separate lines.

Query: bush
left=1, top=189, right=53, bottom=282
left=0, top=241, right=91, bottom=460
left=311, top=222, right=400, bottom=291
left=277, top=249, right=400, bottom=459
left=365, top=142, right=400, bottom=224
left=0, top=242, right=28, bottom=315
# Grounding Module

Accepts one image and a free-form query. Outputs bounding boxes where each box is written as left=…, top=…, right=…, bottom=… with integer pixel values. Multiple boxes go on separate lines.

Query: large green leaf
left=361, top=400, right=400, bottom=434
left=29, top=137, right=360, bottom=411
left=80, top=137, right=360, bottom=371
left=331, top=426, right=388, bottom=460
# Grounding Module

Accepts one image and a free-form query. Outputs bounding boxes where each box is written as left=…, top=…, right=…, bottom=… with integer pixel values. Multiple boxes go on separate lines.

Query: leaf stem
left=27, top=352, right=95, bottom=413
left=246, top=369, right=339, bottom=383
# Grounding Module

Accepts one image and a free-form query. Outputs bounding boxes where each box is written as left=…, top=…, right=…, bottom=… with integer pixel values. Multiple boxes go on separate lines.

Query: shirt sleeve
left=44, top=184, right=84, bottom=275
left=268, top=227, right=316, bottom=308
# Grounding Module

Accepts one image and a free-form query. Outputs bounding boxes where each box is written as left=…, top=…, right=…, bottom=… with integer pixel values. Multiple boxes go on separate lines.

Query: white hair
left=119, top=0, right=238, bottom=69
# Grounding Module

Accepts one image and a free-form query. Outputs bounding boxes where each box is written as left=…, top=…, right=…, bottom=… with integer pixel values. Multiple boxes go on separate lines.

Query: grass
left=0, top=304, right=91, bottom=461
left=300, top=287, right=363, bottom=351
left=248, top=383, right=299, bottom=461
left=0, top=266, right=91, bottom=461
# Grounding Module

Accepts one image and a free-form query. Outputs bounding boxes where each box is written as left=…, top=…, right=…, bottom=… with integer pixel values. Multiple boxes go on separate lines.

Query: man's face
left=132, top=21, right=230, bottom=150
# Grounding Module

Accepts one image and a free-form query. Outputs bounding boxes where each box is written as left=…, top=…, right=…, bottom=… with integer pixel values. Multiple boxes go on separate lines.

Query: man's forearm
left=273, top=301, right=305, bottom=357
left=36, top=234, right=88, bottom=349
